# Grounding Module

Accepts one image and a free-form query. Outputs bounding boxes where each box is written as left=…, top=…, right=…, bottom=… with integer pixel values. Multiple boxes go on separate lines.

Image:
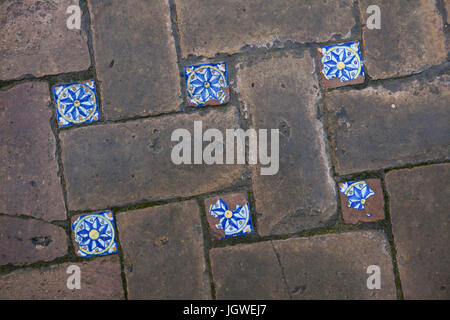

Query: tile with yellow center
left=71, top=210, right=118, bottom=258
left=52, top=80, right=100, bottom=128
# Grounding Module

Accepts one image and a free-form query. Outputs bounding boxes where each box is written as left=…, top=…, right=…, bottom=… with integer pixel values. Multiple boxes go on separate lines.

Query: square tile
left=184, top=62, right=230, bottom=107
left=317, top=41, right=365, bottom=89
left=71, top=210, right=118, bottom=258
left=338, top=179, right=385, bottom=224
left=52, top=80, right=100, bottom=128
left=204, top=193, right=253, bottom=240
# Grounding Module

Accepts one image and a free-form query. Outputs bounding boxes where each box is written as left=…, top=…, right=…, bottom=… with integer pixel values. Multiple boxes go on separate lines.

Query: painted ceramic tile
left=204, top=193, right=253, bottom=239
left=71, top=210, right=118, bottom=258
left=52, top=80, right=99, bottom=128
left=338, top=179, right=385, bottom=224
left=184, top=62, right=230, bottom=107
left=317, top=41, right=365, bottom=89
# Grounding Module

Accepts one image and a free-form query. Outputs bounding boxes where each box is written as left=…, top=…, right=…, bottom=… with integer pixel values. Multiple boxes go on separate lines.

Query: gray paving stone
left=0, top=256, right=124, bottom=299
left=325, top=74, right=450, bottom=175
left=0, top=216, right=67, bottom=266
left=0, top=0, right=90, bottom=80
left=236, top=51, right=336, bottom=236
left=359, top=0, right=447, bottom=79
left=386, top=164, right=450, bottom=299
left=273, top=231, right=397, bottom=299
left=116, top=200, right=210, bottom=299
left=0, top=82, right=66, bottom=221
left=210, top=241, right=290, bottom=299
left=175, top=0, right=356, bottom=57
left=60, top=107, right=244, bottom=211
left=88, top=0, right=181, bottom=120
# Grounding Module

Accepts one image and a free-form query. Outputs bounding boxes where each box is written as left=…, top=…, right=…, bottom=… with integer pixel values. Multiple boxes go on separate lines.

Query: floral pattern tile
left=71, top=210, right=118, bottom=258
left=317, top=41, right=365, bottom=89
left=184, top=62, right=230, bottom=107
left=52, top=80, right=99, bottom=128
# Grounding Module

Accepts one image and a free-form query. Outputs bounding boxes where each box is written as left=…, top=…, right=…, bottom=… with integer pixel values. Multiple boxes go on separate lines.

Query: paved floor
left=0, top=0, right=449, bottom=300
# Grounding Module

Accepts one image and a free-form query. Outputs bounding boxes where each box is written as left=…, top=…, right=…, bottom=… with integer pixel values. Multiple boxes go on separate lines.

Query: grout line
left=270, top=241, right=292, bottom=299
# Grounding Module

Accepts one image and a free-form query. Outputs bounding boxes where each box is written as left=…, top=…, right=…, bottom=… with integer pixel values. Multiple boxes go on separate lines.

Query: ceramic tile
left=71, top=210, right=118, bottom=258
left=52, top=80, right=100, bottom=128
left=184, top=62, right=230, bottom=107
left=338, top=178, right=385, bottom=224
left=317, top=41, right=365, bottom=89
left=204, top=193, right=253, bottom=239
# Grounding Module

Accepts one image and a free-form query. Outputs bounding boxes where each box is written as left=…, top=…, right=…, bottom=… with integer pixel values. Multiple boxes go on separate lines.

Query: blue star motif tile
left=52, top=80, right=100, bottom=128
left=209, top=198, right=253, bottom=238
left=71, top=210, right=118, bottom=258
left=184, top=62, right=230, bottom=107
left=339, top=180, right=375, bottom=210
left=319, top=41, right=365, bottom=82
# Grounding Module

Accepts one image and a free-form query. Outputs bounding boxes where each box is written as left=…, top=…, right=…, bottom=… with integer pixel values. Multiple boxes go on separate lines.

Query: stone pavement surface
left=0, top=0, right=449, bottom=300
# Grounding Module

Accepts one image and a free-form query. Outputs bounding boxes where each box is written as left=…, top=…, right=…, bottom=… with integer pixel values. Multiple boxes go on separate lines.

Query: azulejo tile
left=204, top=193, right=253, bottom=240
left=184, top=62, right=230, bottom=107
left=52, top=80, right=100, bottom=128
left=71, top=210, right=118, bottom=258
left=338, top=178, right=385, bottom=224
left=317, top=40, right=365, bottom=89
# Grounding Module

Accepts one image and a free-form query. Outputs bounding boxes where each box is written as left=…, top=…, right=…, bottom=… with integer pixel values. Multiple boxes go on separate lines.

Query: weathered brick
left=0, top=82, right=66, bottom=221
left=210, top=241, right=290, bottom=299
left=325, top=74, right=450, bottom=175
left=359, top=0, right=447, bottom=79
left=386, top=164, right=450, bottom=299
left=0, top=216, right=67, bottom=266
left=116, top=201, right=210, bottom=299
left=273, top=231, right=396, bottom=299
left=60, top=107, right=244, bottom=211
left=0, top=0, right=90, bottom=80
left=175, top=0, right=356, bottom=57
left=88, top=0, right=181, bottom=120
left=0, top=256, right=124, bottom=299
left=236, top=51, right=336, bottom=236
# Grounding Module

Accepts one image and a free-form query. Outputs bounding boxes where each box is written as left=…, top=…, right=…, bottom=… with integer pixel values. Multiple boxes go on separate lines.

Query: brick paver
left=0, top=82, right=66, bottom=221
left=386, top=164, right=450, bottom=299
left=236, top=51, right=336, bottom=236
left=326, top=74, right=449, bottom=175
left=0, top=0, right=90, bottom=80
left=0, top=256, right=124, bottom=299
left=116, top=201, right=210, bottom=299
left=359, top=0, right=447, bottom=79
left=88, top=0, right=181, bottom=120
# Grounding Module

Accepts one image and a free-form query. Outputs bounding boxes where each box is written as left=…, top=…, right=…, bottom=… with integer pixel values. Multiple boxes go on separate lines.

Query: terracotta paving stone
left=116, top=201, right=210, bottom=299
left=0, top=216, right=67, bottom=266
left=0, top=82, right=66, bottom=221
left=0, top=256, right=124, bottom=299
left=0, top=0, right=90, bottom=80
left=236, top=51, right=336, bottom=236
left=88, top=0, right=181, bottom=120
left=359, top=0, right=447, bottom=79
left=175, top=0, right=356, bottom=58
left=60, top=107, right=244, bottom=211
left=325, top=74, right=450, bottom=175
left=273, top=231, right=397, bottom=299
left=386, top=164, right=450, bottom=299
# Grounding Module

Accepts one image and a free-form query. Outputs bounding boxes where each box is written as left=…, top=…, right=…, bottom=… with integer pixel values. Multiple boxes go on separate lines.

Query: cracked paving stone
left=88, top=0, right=181, bottom=120
left=116, top=200, right=210, bottom=299
left=386, top=164, right=450, bottom=299
left=0, top=0, right=90, bottom=80
left=0, top=216, right=67, bottom=266
left=236, top=51, right=336, bottom=236
left=325, top=74, right=450, bottom=175
left=60, top=107, right=244, bottom=211
left=0, top=256, right=124, bottom=299
left=359, top=0, right=447, bottom=79
left=175, top=0, right=356, bottom=58
left=0, top=82, right=66, bottom=221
